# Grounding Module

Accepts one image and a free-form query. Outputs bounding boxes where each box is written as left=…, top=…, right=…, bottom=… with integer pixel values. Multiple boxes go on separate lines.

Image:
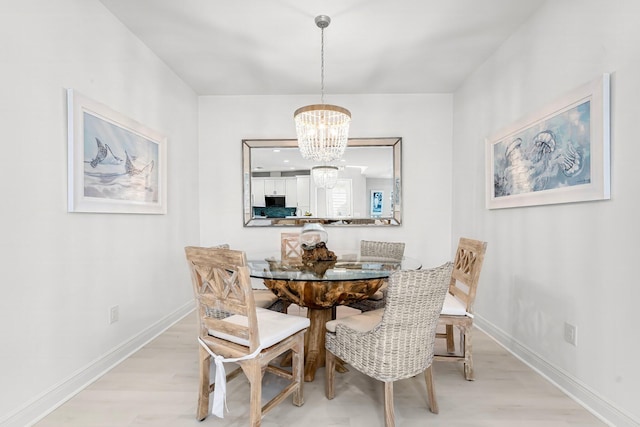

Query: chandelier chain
left=320, top=26, right=325, bottom=104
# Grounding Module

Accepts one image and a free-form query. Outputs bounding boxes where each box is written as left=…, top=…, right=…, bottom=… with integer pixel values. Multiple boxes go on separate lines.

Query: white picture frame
left=486, top=74, right=610, bottom=209
left=67, top=89, right=167, bottom=214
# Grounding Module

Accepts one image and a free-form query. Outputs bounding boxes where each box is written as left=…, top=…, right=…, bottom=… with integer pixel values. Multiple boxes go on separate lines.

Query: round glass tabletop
left=247, top=255, right=421, bottom=282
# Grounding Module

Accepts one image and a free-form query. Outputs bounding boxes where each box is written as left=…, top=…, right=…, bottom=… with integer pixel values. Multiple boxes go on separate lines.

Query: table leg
left=304, top=308, right=332, bottom=382
left=262, top=276, right=385, bottom=381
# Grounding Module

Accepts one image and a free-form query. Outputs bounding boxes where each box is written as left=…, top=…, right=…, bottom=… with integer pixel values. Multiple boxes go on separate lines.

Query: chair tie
left=198, top=337, right=263, bottom=418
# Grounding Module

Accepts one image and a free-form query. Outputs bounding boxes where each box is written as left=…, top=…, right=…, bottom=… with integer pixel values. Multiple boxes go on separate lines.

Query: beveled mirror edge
left=242, top=137, right=402, bottom=227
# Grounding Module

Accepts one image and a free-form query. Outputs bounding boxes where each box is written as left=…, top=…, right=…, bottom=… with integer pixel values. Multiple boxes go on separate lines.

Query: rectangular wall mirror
left=243, top=137, right=402, bottom=227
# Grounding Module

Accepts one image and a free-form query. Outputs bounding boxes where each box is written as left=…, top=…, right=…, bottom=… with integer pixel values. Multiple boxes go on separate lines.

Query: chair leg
left=463, top=327, right=474, bottom=381
left=424, top=365, right=439, bottom=414
left=245, top=361, right=263, bottom=427
left=446, top=324, right=455, bottom=353
left=197, top=346, right=210, bottom=421
left=292, top=334, right=305, bottom=406
left=325, top=349, right=336, bottom=400
left=384, top=381, right=395, bottom=427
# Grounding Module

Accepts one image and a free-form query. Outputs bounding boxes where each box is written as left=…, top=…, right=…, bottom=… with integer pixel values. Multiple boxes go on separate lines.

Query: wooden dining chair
left=184, top=246, right=309, bottom=426
left=209, top=243, right=284, bottom=312
left=281, top=232, right=302, bottom=264
left=325, top=263, right=453, bottom=427
left=434, top=237, right=487, bottom=380
left=347, top=240, right=406, bottom=313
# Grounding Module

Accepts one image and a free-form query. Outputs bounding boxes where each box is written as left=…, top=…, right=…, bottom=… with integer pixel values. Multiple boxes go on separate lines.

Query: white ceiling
left=98, top=0, right=546, bottom=96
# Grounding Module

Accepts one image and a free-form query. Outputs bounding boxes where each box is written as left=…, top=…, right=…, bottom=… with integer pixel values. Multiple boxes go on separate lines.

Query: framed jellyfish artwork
left=67, top=89, right=167, bottom=214
left=486, top=74, right=610, bottom=209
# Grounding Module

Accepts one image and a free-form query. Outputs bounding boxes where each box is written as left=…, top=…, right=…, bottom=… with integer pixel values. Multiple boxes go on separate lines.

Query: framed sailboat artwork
left=67, top=89, right=167, bottom=214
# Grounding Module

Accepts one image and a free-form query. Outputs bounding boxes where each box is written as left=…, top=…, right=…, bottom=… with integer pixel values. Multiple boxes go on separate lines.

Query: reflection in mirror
left=242, top=138, right=401, bottom=227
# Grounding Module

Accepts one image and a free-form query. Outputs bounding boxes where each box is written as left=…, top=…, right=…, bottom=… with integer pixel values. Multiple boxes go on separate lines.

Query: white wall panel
left=452, top=1, right=640, bottom=425
left=0, top=1, right=200, bottom=424
left=198, top=93, right=453, bottom=267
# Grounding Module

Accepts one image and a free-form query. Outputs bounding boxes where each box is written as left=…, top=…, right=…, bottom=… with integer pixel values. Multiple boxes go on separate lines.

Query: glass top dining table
left=247, top=255, right=422, bottom=282
left=247, top=254, right=421, bottom=382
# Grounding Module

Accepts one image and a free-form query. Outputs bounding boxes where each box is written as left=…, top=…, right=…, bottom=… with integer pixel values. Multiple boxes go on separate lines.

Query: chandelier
left=294, top=15, right=351, bottom=163
left=311, top=165, right=339, bottom=189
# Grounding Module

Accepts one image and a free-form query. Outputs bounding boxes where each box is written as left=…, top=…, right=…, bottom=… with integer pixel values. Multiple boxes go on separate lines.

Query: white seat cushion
left=440, top=293, right=469, bottom=316
left=209, top=308, right=310, bottom=348
left=252, top=289, right=279, bottom=308
left=325, top=308, right=384, bottom=333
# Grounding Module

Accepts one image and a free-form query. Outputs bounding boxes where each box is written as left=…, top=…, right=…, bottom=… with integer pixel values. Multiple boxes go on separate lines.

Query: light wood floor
left=35, top=307, right=605, bottom=427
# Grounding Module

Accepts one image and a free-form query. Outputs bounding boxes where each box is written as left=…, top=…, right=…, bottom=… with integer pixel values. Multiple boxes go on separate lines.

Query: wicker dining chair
left=435, top=237, right=487, bottom=380
left=325, top=262, right=453, bottom=427
left=360, top=240, right=406, bottom=260
left=347, top=240, right=406, bottom=313
left=184, top=246, right=309, bottom=425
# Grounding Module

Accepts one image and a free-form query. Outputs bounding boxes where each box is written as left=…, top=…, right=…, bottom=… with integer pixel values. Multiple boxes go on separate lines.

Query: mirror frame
left=242, top=137, right=402, bottom=227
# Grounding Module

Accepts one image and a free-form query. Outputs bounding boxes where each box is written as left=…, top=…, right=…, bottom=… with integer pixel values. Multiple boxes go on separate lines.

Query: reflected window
left=326, top=179, right=352, bottom=217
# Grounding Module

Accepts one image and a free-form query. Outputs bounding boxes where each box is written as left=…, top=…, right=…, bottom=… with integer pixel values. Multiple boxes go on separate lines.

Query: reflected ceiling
left=251, top=146, right=392, bottom=178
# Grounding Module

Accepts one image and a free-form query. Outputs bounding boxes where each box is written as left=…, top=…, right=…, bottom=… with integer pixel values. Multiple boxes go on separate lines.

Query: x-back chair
left=434, top=237, right=487, bottom=380
left=185, top=246, right=309, bottom=426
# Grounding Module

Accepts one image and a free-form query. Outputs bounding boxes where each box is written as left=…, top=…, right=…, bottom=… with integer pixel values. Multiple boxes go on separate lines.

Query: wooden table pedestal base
left=264, top=277, right=384, bottom=382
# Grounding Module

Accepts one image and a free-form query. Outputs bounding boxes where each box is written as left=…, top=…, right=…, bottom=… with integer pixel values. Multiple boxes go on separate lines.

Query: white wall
left=452, top=0, right=640, bottom=425
left=0, top=1, right=200, bottom=425
left=199, top=94, right=453, bottom=266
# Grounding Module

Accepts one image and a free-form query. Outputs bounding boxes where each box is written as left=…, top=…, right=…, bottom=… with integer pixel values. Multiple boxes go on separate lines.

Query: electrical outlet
left=564, top=322, right=577, bottom=346
left=109, top=305, right=119, bottom=324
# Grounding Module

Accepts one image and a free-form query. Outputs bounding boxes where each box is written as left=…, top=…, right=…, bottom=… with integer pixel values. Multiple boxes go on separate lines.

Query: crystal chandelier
left=311, top=165, right=339, bottom=189
left=294, top=15, right=351, bottom=163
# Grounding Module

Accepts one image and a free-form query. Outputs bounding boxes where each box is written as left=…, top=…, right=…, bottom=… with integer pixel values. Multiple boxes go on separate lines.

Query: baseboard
left=474, top=314, right=639, bottom=427
left=1, top=301, right=194, bottom=427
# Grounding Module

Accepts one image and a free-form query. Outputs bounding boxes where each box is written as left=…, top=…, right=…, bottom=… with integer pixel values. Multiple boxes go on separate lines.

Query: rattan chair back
left=360, top=240, right=406, bottom=261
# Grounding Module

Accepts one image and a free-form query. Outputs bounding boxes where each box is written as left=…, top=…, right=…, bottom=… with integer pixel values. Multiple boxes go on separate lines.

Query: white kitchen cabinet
left=285, top=178, right=297, bottom=208
left=252, top=178, right=266, bottom=206
left=252, top=176, right=310, bottom=212
left=296, top=176, right=310, bottom=215
left=264, top=179, right=286, bottom=196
